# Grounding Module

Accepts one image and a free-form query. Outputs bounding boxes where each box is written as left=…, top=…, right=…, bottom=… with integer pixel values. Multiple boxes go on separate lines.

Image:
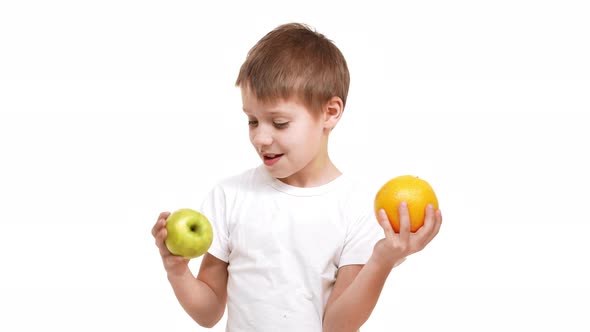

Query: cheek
left=248, top=129, right=260, bottom=146
left=290, top=128, right=322, bottom=151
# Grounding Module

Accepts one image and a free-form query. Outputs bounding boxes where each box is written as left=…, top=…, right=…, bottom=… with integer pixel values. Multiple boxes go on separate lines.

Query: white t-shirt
left=200, top=166, right=382, bottom=331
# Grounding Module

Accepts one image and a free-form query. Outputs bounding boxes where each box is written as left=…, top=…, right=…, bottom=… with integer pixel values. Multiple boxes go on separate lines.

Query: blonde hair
left=236, top=23, right=350, bottom=113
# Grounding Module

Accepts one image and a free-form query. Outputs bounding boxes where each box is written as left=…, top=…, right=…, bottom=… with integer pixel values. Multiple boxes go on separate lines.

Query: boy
left=151, top=23, right=442, bottom=331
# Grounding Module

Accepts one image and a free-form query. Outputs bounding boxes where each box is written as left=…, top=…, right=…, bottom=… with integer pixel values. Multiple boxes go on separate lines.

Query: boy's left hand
left=373, top=202, right=442, bottom=269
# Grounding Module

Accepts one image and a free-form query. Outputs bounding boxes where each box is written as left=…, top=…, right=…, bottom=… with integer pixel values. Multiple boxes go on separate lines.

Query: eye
left=248, top=120, right=258, bottom=127
left=274, top=122, right=289, bottom=129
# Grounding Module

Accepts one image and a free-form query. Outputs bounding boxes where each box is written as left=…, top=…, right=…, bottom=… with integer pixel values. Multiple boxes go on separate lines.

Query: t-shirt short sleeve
left=200, top=185, right=230, bottom=262
left=339, top=199, right=383, bottom=267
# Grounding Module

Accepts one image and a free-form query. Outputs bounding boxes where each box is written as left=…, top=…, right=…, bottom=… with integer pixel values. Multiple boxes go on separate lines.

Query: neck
left=279, top=147, right=341, bottom=188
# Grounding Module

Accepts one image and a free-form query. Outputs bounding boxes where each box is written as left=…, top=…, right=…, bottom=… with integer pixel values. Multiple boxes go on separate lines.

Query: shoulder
left=205, top=166, right=273, bottom=207
left=337, top=175, right=375, bottom=210
left=213, top=166, right=268, bottom=191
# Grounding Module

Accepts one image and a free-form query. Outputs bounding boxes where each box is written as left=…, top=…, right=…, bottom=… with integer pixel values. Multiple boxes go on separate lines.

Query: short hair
left=236, top=23, right=350, bottom=114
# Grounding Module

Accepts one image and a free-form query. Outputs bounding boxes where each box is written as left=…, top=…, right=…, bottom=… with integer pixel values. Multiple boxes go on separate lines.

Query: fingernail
left=427, top=204, right=434, bottom=211
left=400, top=202, right=407, bottom=208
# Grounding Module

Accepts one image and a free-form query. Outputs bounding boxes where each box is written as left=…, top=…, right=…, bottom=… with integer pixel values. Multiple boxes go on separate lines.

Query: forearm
left=167, top=270, right=225, bottom=328
left=323, top=258, right=397, bottom=332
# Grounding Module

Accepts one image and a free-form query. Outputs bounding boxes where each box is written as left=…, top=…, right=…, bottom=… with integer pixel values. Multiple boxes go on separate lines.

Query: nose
left=251, top=126, right=273, bottom=147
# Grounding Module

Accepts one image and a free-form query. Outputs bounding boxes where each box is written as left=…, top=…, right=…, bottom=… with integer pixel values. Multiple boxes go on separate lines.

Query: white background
left=1, top=1, right=589, bottom=331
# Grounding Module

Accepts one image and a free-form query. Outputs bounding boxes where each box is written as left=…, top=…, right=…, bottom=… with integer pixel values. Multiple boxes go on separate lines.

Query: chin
left=261, top=163, right=290, bottom=178
left=265, top=167, right=290, bottom=179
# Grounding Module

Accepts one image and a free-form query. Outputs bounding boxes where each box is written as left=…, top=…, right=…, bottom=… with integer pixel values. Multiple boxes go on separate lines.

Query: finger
left=151, top=219, right=163, bottom=238
left=421, top=208, right=442, bottom=246
left=152, top=212, right=170, bottom=237
left=378, top=209, right=395, bottom=240
left=155, top=227, right=165, bottom=246
left=415, top=204, right=436, bottom=239
left=156, top=229, right=171, bottom=256
left=427, top=209, right=443, bottom=243
left=398, top=202, right=411, bottom=243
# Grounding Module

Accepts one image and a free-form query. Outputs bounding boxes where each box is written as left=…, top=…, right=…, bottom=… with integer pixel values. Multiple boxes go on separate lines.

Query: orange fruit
left=374, top=175, right=439, bottom=232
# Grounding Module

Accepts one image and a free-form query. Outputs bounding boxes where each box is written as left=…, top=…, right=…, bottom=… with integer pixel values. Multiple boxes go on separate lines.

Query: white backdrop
left=1, top=1, right=589, bottom=331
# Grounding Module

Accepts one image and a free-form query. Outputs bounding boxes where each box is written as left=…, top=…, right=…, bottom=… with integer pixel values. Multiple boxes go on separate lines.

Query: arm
left=152, top=213, right=229, bottom=328
left=168, top=253, right=228, bottom=328
left=322, top=260, right=392, bottom=332
left=322, top=203, right=442, bottom=332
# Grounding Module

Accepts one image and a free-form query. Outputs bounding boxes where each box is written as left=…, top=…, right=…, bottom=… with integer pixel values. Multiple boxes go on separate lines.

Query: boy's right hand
left=152, top=211, right=190, bottom=277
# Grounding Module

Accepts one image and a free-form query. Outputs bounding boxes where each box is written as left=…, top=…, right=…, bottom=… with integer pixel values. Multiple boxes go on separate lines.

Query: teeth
left=266, top=154, right=276, bottom=158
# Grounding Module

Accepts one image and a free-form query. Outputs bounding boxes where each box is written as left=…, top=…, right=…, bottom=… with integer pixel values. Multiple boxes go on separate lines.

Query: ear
left=322, top=96, right=344, bottom=130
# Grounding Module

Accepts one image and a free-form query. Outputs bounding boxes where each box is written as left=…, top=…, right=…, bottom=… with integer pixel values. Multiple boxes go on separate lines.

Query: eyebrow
left=242, top=108, right=289, bottom=115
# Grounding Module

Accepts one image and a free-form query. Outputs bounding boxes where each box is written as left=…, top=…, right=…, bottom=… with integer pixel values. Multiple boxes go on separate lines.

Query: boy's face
left=241, top=88, right=329, bottom=185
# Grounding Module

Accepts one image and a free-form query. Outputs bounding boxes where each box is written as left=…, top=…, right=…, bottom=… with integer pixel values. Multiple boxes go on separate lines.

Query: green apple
left=165, top=208, right=213, bottom=259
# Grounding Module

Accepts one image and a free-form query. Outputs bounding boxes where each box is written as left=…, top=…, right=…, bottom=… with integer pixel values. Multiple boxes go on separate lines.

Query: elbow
left=198, top=321, right=217, bottom=329
left=192, top=309, right=224, bottom=329
left=195, top=316, right=220, bottom=329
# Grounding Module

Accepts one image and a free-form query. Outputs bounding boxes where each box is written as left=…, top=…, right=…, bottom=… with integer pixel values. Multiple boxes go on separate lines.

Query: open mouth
left=263, top=153, right=283, bottom=166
